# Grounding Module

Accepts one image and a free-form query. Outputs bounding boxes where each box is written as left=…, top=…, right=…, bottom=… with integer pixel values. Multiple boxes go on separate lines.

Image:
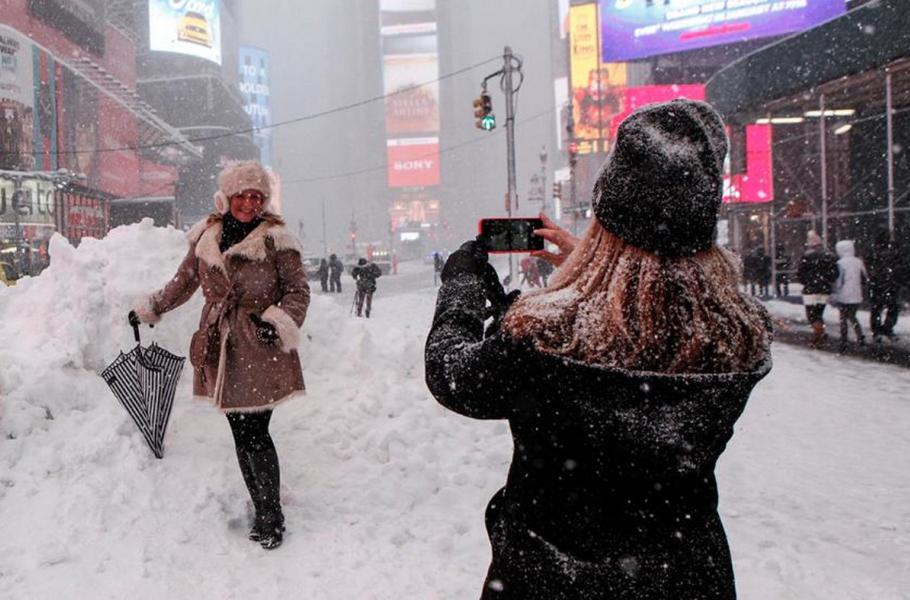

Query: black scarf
left=220, top=212, right=263, bottom=253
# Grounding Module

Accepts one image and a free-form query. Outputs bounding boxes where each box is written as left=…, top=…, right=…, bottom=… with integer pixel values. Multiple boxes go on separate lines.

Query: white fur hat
left=213, top=160, right=272, bottom=214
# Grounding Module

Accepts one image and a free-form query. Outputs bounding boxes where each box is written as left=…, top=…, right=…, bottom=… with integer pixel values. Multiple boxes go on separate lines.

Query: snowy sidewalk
left=760, top=294, right=910, bottom=368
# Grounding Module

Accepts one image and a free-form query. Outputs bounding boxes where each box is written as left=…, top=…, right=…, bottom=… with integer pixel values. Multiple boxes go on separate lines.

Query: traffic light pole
left=476, top=47, right=523, bottom=287
left=503, top=46, right=519, bottom=287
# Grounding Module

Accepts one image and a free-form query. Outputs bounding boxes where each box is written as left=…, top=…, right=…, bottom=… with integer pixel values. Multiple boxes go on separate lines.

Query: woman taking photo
left=130, top=161, right=309, bottom=550
left=426, top=100, right=772, bottom=599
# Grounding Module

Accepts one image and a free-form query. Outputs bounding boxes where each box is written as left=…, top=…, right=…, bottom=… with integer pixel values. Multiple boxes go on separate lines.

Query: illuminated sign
left=569, top=4, right=626, bottom=154
left=239, top=47, right=272, bottom=165
left=386, top=138, right=439, bottom=187
left=601, top=0, right=846, bottom=62
left=149, top=0, right=222, bottom=66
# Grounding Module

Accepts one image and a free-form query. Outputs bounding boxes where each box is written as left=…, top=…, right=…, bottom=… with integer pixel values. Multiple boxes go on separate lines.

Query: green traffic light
left=481, top=114, right=496, bottom=131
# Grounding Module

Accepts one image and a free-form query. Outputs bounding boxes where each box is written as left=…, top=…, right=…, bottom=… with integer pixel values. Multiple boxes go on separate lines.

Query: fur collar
left=188, top=213, right=302, bottom=274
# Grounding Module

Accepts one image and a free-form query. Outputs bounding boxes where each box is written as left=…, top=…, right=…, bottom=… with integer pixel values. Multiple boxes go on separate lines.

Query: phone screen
left=478, top=218, right=544, bottom=253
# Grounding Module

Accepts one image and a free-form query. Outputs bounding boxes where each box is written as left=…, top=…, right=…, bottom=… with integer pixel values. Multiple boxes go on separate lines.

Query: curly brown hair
left=501, top=220, right=770, bottom=374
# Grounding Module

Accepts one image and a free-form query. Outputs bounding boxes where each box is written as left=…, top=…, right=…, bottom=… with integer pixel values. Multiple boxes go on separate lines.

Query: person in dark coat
left=867, top=232, right=901, bottom=341
left=328, top=253, right=344, bottom=293
left=352, top=257, right=382, bottom=318
left=537, top=255, right=554, bottom=287
left=774, top=243, right=790, bottom=298
left=426, top=100, right=772, bottom=600
left=797, top=230, right=839, bottom=347
left=752, top=247, right=771, bottom=297
left=318, top=258, right=329, bottom=293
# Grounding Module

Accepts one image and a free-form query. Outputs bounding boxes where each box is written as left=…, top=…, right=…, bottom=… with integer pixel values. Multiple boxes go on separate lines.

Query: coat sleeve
left=261, top=248, right=310, bottom=353
left=424, top=274, right=522, bottom=420
left=133, top=245, right=200, bottom=324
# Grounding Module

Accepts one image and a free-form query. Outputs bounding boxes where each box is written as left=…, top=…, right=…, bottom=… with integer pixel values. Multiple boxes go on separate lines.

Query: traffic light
left=568, top=142, right=579, bottom=167
left=473, top=92, right=495, bottom=131
left=552, top=182, right=562, bottom=200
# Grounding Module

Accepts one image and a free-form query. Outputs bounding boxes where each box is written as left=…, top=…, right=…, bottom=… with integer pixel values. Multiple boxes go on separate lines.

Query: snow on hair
left=501, top=220, right=770, bottom=374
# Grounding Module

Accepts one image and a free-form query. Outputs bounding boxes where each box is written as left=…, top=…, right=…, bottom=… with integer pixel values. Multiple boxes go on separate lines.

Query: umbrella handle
left=132, top=321, right=141, bottom=344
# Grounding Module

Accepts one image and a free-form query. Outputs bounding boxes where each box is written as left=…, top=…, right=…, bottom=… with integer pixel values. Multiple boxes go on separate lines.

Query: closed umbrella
left=101, top=322, right=185, bottom=458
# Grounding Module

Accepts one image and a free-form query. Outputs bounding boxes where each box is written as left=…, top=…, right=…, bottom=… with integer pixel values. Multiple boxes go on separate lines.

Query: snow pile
left=1, top=223, right=908, bottom=598
left=0, top=222, right=508, bottom=598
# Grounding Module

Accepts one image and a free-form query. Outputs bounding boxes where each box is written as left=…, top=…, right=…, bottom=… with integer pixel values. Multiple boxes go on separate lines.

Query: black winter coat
left=425, top=274, right=772, bottom=600
left=797, top=248, right=838, bottom=295
left=352, top=262, right=381, bottom=293
left=328, top=257, right=344, bottom=279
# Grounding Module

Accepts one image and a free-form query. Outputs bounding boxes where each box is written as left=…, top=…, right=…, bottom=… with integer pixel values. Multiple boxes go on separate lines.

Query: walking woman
left=426, top=100, right=772, bottom=599
left=130, top=161, right=309, bottom=550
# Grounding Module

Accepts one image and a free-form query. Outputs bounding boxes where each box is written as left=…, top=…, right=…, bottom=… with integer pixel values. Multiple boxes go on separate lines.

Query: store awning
left=706, top=0, right=910, bottom=121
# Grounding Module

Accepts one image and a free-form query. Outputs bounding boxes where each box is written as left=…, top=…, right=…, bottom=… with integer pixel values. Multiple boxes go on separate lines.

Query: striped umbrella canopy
left=101, top=326, right=185, bottom=459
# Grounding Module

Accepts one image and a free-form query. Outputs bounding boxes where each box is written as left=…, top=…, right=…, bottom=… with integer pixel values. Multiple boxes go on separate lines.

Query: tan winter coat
left=135, top=213, right=310, bottom=413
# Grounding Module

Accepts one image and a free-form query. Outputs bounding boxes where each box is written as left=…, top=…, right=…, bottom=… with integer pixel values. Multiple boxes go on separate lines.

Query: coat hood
left=835, top=239, right=855, bottom=258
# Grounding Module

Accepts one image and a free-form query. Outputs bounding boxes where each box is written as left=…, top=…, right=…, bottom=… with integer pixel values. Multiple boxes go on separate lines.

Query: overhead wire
left=280, top=101, right=569, bottom=186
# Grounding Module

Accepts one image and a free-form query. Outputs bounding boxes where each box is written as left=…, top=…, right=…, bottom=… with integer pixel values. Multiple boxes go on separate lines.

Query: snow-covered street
left=1, top=224, right=908, bottom=599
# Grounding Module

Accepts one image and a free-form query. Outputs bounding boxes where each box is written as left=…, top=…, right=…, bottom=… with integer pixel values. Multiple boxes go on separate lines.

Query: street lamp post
left=539, top=145, right=548, bottom=219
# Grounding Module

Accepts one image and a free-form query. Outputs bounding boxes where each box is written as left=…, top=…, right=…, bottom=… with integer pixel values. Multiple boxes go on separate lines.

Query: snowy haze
left=1, top=223, right=908, bottom=598
left=239, top=0, right=560, bottom=252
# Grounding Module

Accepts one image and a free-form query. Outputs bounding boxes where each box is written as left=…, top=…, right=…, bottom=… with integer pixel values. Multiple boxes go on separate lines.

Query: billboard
left=600, top=0, right=846, bottom=62
left=29, top=0, right=106, bottom=55
left=608, top=84, right=705, bottom=139
left=724, top=124, right=773, bottom=204
left=0, top=29, right=35, bottom=171
left=149, top=0, right=222, bottom=66
left=386, top=138, right=439, bottom=187
left=239, top=47, right=272, bottom=166
left=383, top=54, right=440, bottom=135
left=569, top=4, right=626, bottom=154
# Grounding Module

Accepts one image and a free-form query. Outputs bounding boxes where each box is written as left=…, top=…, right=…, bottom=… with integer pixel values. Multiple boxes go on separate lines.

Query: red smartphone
left=478, top=217, right=545, bottom=253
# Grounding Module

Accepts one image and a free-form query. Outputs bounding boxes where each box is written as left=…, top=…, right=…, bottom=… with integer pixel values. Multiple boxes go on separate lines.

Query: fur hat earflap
left=215, top=160, right=272, bottom=214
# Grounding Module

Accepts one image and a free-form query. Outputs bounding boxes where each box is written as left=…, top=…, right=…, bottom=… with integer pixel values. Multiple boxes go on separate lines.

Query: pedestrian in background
left=318, top=258, right=329, bottom=293
left=328, top=253, right=344, bottom=293
left=867, top=231, right=901, bottom=341
left=537, top=256, right=554, bottom=287
left=754, top=247, right=772, bottom=298
left=774, top=243, right=790, bottom=298
left=427, top=100, right=771, bottom=599
left=129, top=161, right=309, bottom=550
left=797, top=230, right=839, bottom=348
left=352, top=257, right=381, bottom=318
left=832, top=239, right=868, bottom=350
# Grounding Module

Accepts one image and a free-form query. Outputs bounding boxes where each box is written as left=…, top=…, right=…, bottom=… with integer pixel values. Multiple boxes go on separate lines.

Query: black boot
left=248, top=447, right=285, bottom=549
left=235, top=449, right=265, bottom=541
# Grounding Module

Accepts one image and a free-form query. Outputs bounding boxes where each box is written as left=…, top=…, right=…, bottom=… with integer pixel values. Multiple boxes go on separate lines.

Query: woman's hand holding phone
left=531, top=212, right=580, bottom=268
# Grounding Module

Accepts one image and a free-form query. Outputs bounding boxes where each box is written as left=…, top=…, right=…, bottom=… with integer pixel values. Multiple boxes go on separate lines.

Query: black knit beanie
left=593, top=99, right=728, bottom=257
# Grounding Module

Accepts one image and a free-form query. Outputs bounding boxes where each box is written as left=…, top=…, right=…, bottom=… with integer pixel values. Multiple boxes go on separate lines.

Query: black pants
left=838, top=304, right=864, bottom=343
left=805, top=303, right=826, bottom=324
left=227, top=411, right=281, bottom=516
left=320, top=276, right=328, bottom=293
left=356, top=289, right=374, bottom=317
left=330, top=276, right=342, bottom=293
left=870, top=302, right=899, bottom=337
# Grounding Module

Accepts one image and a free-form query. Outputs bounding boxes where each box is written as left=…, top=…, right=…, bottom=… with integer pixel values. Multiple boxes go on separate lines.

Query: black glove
left=128, top=310, right=140, bottom=328
left=249, top=313, right=280, bottom=345
left=440, top=239, right=490, bottom=282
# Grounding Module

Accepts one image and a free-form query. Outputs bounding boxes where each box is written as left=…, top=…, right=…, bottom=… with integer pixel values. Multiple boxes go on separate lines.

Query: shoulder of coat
left=187, top=213, right=222, bottom=244
left=262, top=214, right=303, bottom=255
